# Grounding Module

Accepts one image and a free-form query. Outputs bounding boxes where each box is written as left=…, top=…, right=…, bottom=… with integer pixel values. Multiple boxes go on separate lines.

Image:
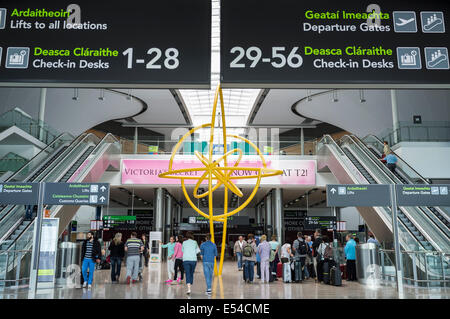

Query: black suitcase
left=322, top=261, right=330, bottom=284
left=330, top=266, right=342, bottom=286
left=294, top=260, right=302, bottom=282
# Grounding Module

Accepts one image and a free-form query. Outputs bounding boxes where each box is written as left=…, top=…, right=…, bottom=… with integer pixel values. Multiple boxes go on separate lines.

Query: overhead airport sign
left=0, top=1, right=211, bottom=88
left=304, top=216, right=337, bottom=230
left=221, top=0, right=450, bottom=88
left=0, top=182, right=39, bottom=205
left=396, top=184, right=450, bottom=206
left=103, top=215, right=136, bottom=231
left=326, top=184, right=391, bottom=207
left=44, top=183, right=110, bottom=206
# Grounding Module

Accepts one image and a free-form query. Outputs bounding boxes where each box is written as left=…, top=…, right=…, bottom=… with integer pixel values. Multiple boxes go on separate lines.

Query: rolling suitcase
left=340, top=264, right=347, bottom=280
left=330, top=266, right=342, bottom=286
left=294, top=260, right=302, bottom=283
left=282, top=262, right=291, bottom=283
left=322, top=260, right=330, bottom=284
left=277, top=262, right=283, bottom=278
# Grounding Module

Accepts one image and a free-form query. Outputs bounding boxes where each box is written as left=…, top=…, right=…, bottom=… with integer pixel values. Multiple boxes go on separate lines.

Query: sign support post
left=28, top=182, right=45, bottom=295
left=390, top=184, right=404, bottom=295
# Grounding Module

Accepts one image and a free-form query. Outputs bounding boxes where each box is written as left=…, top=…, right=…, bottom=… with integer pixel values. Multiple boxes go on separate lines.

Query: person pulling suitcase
left=292, top=232, right=308, bottom=283
left=316, top=236, right=334, bottom=284
left=280, top=242, right=293, bottom=283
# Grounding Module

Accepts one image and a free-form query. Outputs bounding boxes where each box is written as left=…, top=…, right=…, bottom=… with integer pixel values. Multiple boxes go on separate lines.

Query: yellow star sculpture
left=159, top=84, right=283, bottom=276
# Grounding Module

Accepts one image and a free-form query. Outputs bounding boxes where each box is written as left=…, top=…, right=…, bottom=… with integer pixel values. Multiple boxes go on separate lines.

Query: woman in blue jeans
left=182, top=231, right=200, bottom=295
left=108, top=233, right=124, bottom=283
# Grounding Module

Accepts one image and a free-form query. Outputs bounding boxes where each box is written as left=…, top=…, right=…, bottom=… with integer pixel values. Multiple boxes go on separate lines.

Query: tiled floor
left=1, top=261, right=449, bottom=299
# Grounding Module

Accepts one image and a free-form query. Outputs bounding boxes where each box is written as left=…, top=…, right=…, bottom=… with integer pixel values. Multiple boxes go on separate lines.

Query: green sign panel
left=103, top=215, right=136, bottom=230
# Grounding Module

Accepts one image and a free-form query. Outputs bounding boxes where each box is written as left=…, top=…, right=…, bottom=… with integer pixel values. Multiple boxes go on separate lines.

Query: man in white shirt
left=233, top=236, right=245, bottom=270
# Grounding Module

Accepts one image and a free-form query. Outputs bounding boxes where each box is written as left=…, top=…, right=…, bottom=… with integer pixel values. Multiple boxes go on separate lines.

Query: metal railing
left=379, top=121, right=450, bottom=145
left=119, top=137, right=318, bottom=156
left=0, top=108, right=61, bottom=145
left=379, top=249, right=450, bottom=288
left=0, top=249, right=33, bottom=288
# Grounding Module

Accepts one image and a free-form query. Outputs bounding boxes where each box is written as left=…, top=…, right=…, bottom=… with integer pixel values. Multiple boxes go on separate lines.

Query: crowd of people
left=231, top=230, right=370, bottom=284
left=80, top=229, right=371, bottom=293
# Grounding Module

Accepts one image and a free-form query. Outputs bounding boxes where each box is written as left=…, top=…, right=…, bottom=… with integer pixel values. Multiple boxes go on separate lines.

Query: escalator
left=317, top=134, right=450, bottom=284
left=0, top=133, right=120, bottom=286
left=361, top=135, right=450, bottom=232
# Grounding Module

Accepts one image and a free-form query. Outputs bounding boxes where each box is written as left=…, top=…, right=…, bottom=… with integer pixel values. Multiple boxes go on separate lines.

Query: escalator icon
left=425, top=47, right=449, bottom=70
left=421, top=12, right=445, bottom=33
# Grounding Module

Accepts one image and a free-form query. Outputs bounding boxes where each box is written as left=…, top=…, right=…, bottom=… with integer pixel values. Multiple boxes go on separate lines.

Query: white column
left=300, top=128, right=305, bottom=155
left=38, top=88, right=47, bottom=142
left=390, top=90, right=399, bottom=145
left=273, top=188, right=284, bottom=244
left=134, top=127, right=138, bottom=154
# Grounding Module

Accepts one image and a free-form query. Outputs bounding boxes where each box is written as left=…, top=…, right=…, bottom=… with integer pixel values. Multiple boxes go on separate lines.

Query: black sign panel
left=44, top=182, right=109, bottom=205
left=0, top=1, right=211, bottom=88
left=304, top=216, right=337, bottom=230
left=326, top=184, right=391, bottom=207
left=396, top=184, right=450, bottom=206
left=221, top=0, right=450, bottom=88
left=0, top=182, right=39, bottom=205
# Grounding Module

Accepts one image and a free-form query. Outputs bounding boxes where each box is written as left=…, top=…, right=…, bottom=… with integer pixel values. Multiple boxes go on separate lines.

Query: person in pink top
left=173, top=234, right=184, bottom=283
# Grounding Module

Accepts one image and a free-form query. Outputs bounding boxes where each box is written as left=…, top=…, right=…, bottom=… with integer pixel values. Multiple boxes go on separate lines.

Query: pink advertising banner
left=121, top=158, right=316, bottom=186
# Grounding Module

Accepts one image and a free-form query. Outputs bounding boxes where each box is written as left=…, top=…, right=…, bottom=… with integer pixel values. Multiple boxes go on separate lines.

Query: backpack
left=324, top=245, right=333, bottom=259
left=294, top=239, right=307, bottom=256
left=243, top=243, right=253, bottom=257
left=319, top=243, right=333, bottom=260
left=299, top=240, right=308, bottom=255
left=269, top=249, right=276, bottom=262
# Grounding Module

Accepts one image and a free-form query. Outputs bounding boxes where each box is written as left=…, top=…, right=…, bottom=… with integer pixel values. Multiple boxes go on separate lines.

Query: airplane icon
left=396, top=18, right=415, bottom=26
left=393, top=12, right=417, bottom=33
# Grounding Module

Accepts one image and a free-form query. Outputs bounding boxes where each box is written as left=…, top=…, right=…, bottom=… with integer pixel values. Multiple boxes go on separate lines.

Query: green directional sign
left=0, top=182, right=39, bottom=205
left=43, top=183, right=110, bottom=205
left=396, top=184, right=450, bottom=206
left=103, top=215, right=136, bottom=230
left=304, top=216, right=336, bottom=230
left=326, top=184, right=391, bottom=207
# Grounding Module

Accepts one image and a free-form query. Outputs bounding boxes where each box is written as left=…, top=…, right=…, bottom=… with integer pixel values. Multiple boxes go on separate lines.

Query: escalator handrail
left=360, top=135, right=450, bottom=227
left=362, top=134, right=429, bottom=184
left=61, top=133, right=120, bottom=184
left=0, top=133, right=99, bottom=242
left=49, top=133, right=120, bottom=214
left=0, top=133, right=109, bottom=247
left=338, top=142, right=434, bottom=251
left=5, top=132, right=75, bottom=183
left=341, top=135, right=449, bottom=249
left=37, top=133, right=101, bottom=183
left=320, top=135, right=432, bottom=253
left=0, top=133, right=91, bottom=227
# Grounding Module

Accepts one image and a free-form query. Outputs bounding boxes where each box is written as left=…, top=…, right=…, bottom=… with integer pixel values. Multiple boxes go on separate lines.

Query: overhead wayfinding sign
left=396, top=185, right=450, bottom=206
left=103, top=215, right=136, bottom=230
left=326, top=184, right=391, bottom=207
left=0, top=1, right=211, bottom=88
left=44, top=183, right=110, bottom=206
left=0, top=182, right=39, bottom=205
left=221, top=0, right=450, bottom=88
left=304, top=216, right=337, bottom=230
